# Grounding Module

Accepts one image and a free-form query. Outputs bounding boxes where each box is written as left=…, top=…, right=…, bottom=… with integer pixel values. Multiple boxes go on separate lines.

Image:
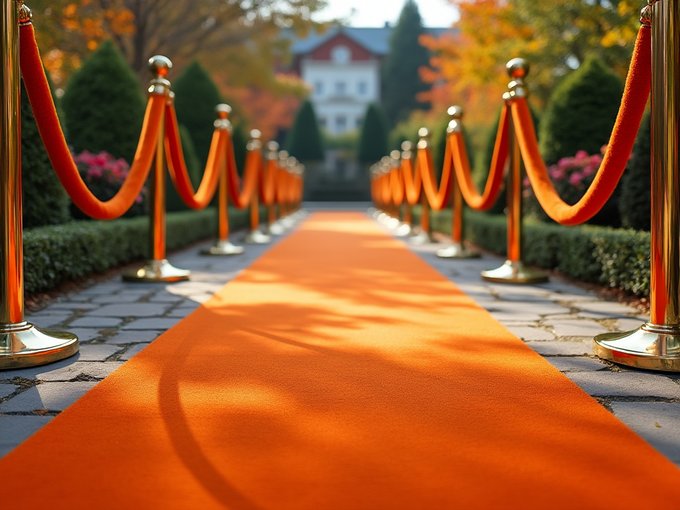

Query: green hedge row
left=425, top=209, right=650, bottom=297
left=24, top=208, right=249, bottom=296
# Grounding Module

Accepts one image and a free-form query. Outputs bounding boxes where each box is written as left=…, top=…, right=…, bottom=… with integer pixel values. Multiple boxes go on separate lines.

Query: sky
left=314, top=0, right=459, bottom=28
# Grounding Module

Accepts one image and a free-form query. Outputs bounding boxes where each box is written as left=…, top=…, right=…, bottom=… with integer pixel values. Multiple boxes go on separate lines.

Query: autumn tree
left=382, top=0, right=431, bottom=126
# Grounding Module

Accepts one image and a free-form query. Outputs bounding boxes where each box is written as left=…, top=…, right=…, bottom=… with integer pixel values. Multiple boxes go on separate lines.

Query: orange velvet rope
left=226, top=138, right=260, bottom=209
left=450, top=105, right=509, bottom=211
left=164, top=102, right=222, bottom=209
left=512, top=25, right=651, bottom=226
left=260, top=158, right=277, bottom=206
left=419, top=144, right=453, bottom=211
left=20, top=23, right=161, bottom=220
left=401, top=156, right=422, bottom=205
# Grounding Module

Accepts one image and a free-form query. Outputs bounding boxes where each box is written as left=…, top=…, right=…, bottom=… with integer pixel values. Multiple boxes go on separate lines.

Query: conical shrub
left=358, top=103, right=388, bottom=164
left=286, top=100, right=324, bottom=162
left=62, top=41, right=145, bottom=162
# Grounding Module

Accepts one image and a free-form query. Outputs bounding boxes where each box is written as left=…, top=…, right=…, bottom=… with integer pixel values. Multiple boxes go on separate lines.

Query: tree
left=28, top=0, right=328, bottom=85
left=382, top=0, right=431, bottom=126
left=62, top=40, right=145, bottom=162
left=286, top=100, right=324, bottom=162
left=173, top=61, right=224, bottom=163
left=21, top=78, right=71, bottom=228
left=619, top=111, right=650, bottom=230
left=539, top=57, right=623, bottom=164
left=358, top=104, right=388, bottom=164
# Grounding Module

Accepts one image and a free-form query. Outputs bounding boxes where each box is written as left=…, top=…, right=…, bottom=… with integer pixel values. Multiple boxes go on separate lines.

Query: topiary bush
left=286, top=99, right=324, bottom=163
left=21, top=78, right=70, bottom=228
left=173, top=61, right=223, bottom=163
left=539, top=57, right=623, bottom=165
left=62, top=41, right=145, bottom=163
left=166, top=125, right=202, bottom=212
left=619, top=111, right=650, bottom=231
left=358, top=103, right=388, bottom=164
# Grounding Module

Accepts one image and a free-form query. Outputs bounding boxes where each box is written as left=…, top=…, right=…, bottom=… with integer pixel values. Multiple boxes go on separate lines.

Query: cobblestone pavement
left=1, top=208, right=679, bottom=468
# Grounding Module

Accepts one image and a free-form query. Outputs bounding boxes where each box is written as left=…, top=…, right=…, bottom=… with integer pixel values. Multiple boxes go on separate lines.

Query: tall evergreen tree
left=358, top=103, right=388, bottom=163
left=173, top=61, right=223, bottom=163
left=62, top=41, right=145, bottom=162
left=381, top=0, right=430, bottom=126
left=539, top=57, right=623, bottom=165
left=22, top=78, right=70, bottom=228
left=286, top=100, right=324, bottom=162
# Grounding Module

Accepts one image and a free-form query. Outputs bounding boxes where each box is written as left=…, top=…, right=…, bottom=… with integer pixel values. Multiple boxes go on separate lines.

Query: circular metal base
left=436, top=243, right=481, bottom=259
left=481, top=260, right=548, bottom=284
left=201, top=241, right=245, bottom=257
left=393, top=223, right=412, bottom=237
left=123, top=259, right=191, bottom=283
left=267, top=222, right=286, bottom=236
left=594, top=324, right=680, bottom=372
left=410, top=231, right=437, bottom=245
left=245, top=230, right=271, bottom=244
left=0, top=322, right=79, bottom=370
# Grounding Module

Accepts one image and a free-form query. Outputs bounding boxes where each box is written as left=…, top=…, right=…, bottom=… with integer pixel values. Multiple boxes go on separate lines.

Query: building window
left=336, top=115, right=347, bottom=130
left=335, top=81, right=347, bottom=95
left=357, top=81, right=367, bottom=95
left=314, top=81, right=324, bottom=96
left=331, top=45, right=351, bottom=64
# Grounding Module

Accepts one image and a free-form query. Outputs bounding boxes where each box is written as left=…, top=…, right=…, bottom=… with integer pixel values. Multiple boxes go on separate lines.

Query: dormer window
left=331, top=45, right=351, bottom=64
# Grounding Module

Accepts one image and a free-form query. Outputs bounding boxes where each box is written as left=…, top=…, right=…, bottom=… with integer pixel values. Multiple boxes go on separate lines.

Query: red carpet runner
left=1, top=212, right=679, bottom=508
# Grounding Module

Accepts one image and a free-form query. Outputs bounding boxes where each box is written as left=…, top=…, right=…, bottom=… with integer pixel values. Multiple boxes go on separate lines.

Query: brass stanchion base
left=436, top=243, right=480, bottom=259
left=267, top=222, right=285, bottom=236
left=481, top=260, right=548, bottom=284
left=394, top=223, right=412, bottom=237
left=410, top=230, right=436, bottom=245
left=201, top=240, right=245, bottom=256
left=245, top=230, right=271, bottom=244
left=0, top=322, right=78, bottom=370
left=122, top=259, right=191, bottom=283
left=594, top=324, right=680, bottom=372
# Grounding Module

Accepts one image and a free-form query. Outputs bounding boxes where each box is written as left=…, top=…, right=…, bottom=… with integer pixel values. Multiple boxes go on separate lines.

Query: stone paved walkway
left=1, top=207, right=679, bottom=467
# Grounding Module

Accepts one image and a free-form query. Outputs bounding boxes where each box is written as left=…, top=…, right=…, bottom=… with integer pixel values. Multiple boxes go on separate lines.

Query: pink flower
left=575, top=150, right=589, bottom=160
left=569, top=172, right=583, bottom=186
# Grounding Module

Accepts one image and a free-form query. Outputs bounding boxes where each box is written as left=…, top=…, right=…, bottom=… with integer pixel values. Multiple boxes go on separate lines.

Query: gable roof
left=289, top=25, right=452, bottom=57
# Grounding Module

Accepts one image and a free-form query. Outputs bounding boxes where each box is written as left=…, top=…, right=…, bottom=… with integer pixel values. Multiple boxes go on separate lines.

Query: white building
left=290, top=26, right=450, bottom=136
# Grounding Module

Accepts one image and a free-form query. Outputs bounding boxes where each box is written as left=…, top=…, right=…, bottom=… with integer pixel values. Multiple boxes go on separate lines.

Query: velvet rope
left=401, top=157, right=422, bottom=205
left=164, top=103, right=222, bottom=209
left=226, top=137, right=260, bottom=209
left=512, top=25, right=651, bottom=226
left=449, top=105, right=509, bottom=211
left=260, top=158, right=277, bottom=206
left=20, top=23, right=161, bottom=220
left=419, top=144, right=453, bottom=211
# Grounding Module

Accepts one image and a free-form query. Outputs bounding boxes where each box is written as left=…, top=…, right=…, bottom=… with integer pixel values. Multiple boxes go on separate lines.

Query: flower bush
left=524, top=147, right=621, bottom=227
left=71, top=150, right=146, bottom=219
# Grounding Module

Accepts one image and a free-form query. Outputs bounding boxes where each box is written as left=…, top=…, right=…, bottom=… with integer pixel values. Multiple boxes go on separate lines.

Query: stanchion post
left=265, top=141, right=284, bottom=236
left=436, top=106, right=480, bottom=259
left=400, top=141, right=415, bottom=235
left=411, top=129, right=436, bottom=245
left=244, top=130, right=271, bottom=244
left=0, top=0, right=78, bottom=369
left=595, top=1, right=680, bottom=371
left=481, top=59, right=548, bottom=283
left=123, top=56, right=190, bottom=282
left=201, top=104, right=244, bottom=256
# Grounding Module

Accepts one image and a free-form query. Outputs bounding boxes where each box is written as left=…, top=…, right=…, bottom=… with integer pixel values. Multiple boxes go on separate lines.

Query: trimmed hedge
left=425, top=209, right=650, bottom=296
left=24, top=208, right=249, bottom=296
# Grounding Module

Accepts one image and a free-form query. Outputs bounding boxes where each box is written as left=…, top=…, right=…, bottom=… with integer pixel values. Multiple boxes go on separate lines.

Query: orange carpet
left=1, top=212, right=679, bottom=508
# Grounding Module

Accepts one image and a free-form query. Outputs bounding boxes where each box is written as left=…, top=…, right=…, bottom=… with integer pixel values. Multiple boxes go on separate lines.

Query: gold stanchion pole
left=265, top=142, right=284, bottom=236
left=595, top=1, right=680, bottom=371
left=390, top=150, right=411, bottom=237
left=437, top=106, right=480, bottom=259
left=0, top=1, right=78, bottom=369
left=123, top=56, right=190, bottom=282
left=202, top=104, right=244, bottom=256
left=411, top=129, right=437, bottom=245
left=481, top=59, right=548, bottom=283
left=244, top=129, right=271, bottom=244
